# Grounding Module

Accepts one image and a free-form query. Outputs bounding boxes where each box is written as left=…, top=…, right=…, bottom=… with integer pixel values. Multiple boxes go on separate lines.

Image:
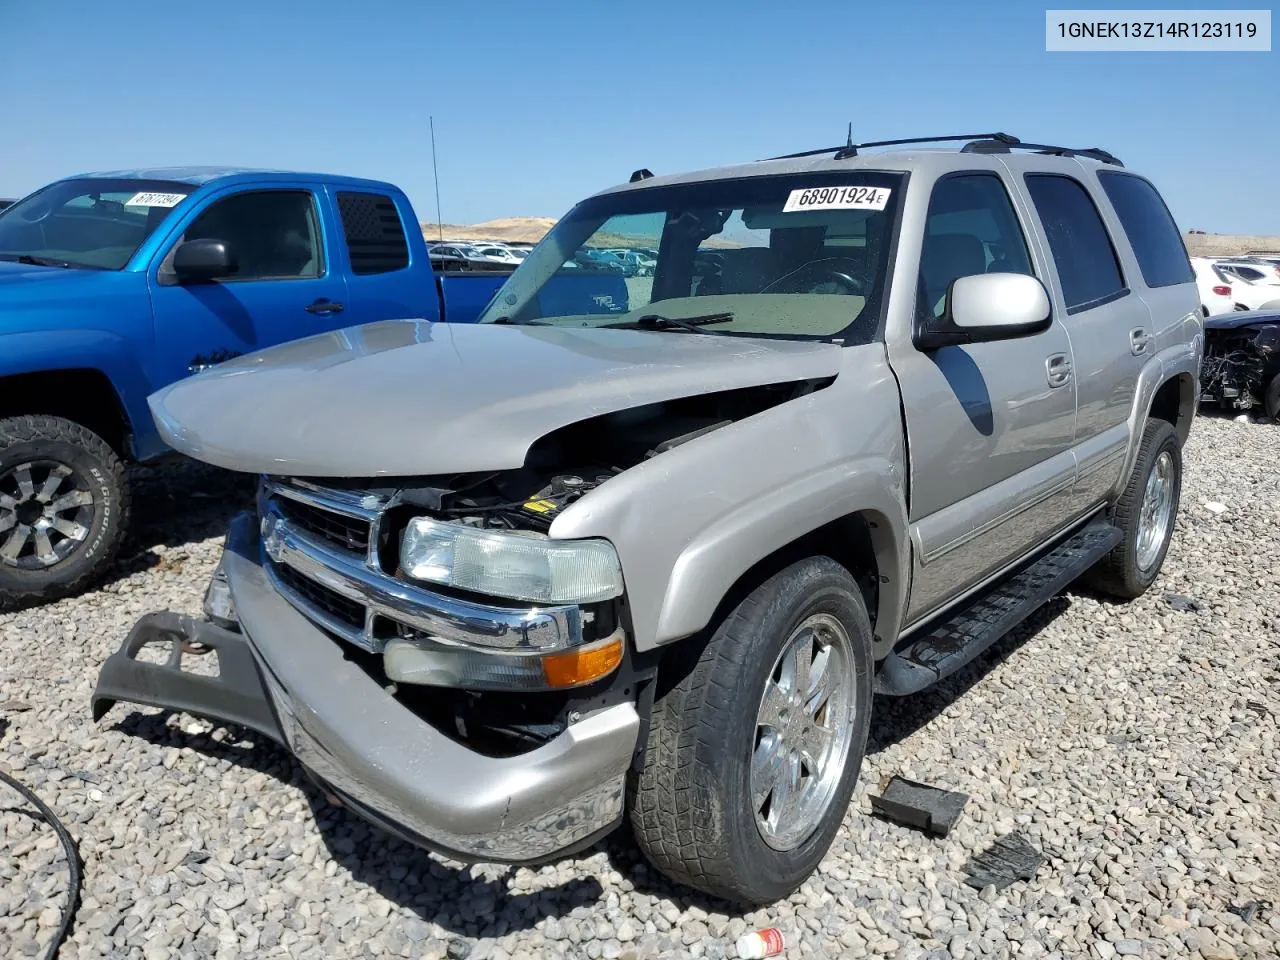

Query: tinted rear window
left=1024, top=174, right=1126, bottom=312
left=1098, top=172, right=1193, bottom=288
left=336, top=191, right=409, bottom=275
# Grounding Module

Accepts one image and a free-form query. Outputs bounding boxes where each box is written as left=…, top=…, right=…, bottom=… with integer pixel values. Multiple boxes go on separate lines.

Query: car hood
left=149, top=319, right=843, bottom=476
left=1204, top=310, right=1280, bottom=330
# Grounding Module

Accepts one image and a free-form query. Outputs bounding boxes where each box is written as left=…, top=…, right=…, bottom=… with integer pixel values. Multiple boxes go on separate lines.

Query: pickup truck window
left=1097, top=172, right=1194, bottom=289
left=1024, top=174, right=1126, bottom=313
left=176, top=190, right=322, bottom=281
left=336, top=192, right=410, bottom=275
left=0, top=178, right=194, bottom=270
left=919, top=173, right=1033, bottom=319
left=479, top=171, right=905, bottom=342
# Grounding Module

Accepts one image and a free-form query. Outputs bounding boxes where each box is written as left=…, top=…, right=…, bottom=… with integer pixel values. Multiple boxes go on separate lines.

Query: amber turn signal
left=541, top=634, right=624, bottom=689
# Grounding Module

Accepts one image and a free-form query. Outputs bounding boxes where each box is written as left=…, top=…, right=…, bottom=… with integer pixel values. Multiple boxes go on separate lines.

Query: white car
left=1191, top=258, right=1236, bottom=317
left=1215, top=258, right=1280, bottom=311
left=473, top=246, right=523, bottom=265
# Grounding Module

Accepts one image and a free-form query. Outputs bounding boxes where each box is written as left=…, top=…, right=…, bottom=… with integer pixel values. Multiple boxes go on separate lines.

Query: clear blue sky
left=3, top=1, right=1275, bottom=234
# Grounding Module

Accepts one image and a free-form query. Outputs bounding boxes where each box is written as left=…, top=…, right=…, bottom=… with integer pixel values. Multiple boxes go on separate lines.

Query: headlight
left=400, top=517, right=624, bottom=604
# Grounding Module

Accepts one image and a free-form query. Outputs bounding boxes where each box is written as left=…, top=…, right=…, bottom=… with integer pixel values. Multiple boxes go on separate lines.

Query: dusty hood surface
left=149, top=319, right=842, bottom=476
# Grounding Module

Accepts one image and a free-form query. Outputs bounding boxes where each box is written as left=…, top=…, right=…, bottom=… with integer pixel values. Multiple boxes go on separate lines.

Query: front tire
left=1085, top=419, right=1181, bottom=600
left=0, top=415, right=129, bottom=610
left=629, top=556, right=873, bottom=904
left=1263, top=373, right=1280, bottom=421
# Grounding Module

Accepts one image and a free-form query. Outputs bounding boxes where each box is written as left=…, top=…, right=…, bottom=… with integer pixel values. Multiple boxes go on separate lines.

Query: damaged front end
left=92, top=377, right=829, bottom=863
left=1199, top=320, right=1280, bottom=416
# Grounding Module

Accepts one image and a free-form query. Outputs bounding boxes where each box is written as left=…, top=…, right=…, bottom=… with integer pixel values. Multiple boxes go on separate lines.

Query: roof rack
left=762, top=132, right=1123, bottom=167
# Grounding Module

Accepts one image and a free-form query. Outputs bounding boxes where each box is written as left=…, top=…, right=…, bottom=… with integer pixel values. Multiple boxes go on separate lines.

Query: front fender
left=549, top=345, right=910, bottom=652
left=0, top=329, right=155, bottom=458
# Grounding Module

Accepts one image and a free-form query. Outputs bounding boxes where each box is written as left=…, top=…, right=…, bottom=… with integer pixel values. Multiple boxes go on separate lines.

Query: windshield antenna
left=834, top=122, right=858, bottom=160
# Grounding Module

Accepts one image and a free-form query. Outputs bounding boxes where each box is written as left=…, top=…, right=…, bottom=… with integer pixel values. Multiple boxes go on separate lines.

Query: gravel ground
left=1, top=415, right=1277, bottom=960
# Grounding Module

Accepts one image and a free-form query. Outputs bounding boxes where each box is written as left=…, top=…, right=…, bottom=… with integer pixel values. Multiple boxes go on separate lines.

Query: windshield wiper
left=606, top=311, right=735, bottom=334
left=0, top=254, right=80, bottom=268
left=491, top=316, right=552, bottom=326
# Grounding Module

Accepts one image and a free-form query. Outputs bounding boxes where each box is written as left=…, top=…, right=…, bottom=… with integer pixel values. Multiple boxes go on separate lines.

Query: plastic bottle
left=735, top=927, right=785, bottom=958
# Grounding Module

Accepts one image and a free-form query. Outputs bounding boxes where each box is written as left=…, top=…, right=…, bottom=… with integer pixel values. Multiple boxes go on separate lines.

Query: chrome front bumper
left=92, top=512, right=639, bottom=864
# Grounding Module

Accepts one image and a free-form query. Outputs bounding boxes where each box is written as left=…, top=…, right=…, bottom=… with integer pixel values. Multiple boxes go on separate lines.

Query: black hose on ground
left=0, top=767, right=82, bottom=960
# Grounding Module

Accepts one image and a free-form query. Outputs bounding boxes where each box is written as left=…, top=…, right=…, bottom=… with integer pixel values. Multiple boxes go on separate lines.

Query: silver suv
left=94, top=133, right=1202, bottom=904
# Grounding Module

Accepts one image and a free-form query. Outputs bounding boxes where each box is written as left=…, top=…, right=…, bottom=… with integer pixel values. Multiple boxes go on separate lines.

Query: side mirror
left=173, top=238, right=237, bottom=283
left=915, top=273, right=1052, bottom=351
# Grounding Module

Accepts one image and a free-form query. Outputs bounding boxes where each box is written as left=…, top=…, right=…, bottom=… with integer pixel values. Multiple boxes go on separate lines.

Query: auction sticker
left=125, top=192, right=187, bottom=208
left=783, top=185, right=891, bottom=213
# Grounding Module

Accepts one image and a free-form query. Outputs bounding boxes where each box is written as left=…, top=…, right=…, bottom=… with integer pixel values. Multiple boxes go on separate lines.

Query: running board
left=875, top=515, right=1121, bottom=696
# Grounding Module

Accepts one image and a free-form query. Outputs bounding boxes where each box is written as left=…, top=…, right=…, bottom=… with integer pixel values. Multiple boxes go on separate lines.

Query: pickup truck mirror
left=915, top=273, right=1052, bottom=351
left=173, top=238, right=237, bottom=283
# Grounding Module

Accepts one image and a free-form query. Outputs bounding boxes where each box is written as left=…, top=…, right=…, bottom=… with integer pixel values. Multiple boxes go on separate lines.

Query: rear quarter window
left=336, top=191, right=410, bottom=275
left=1097, top=172, right=1194, bottom=288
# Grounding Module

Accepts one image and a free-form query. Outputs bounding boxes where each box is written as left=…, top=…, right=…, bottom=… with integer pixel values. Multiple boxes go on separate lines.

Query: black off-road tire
left=628, top=556, right=874, bottom=905
left=1084, top=419, right=1181, bottom=600
left=0, top=415, right=129, bottom=611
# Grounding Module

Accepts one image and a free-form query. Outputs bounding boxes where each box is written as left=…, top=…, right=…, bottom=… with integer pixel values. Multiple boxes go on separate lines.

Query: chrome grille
left=258, top=478, right=584, bottom=655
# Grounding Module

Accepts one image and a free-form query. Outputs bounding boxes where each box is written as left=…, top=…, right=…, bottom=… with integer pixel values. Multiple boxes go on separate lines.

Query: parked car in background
left=429, top=243, right=515, bottom=272
left=0, top=167, right=509, bottom=608
left=573, top=248, right=628, bottom=273
left=97, top=135, right=1200, bottom=905
left=1199, top=309, right=1280, bottom=418
left=0, top=199, right=15, bottom=211
left=1190, top=257, right=1237, bottom=316
left=1215, top=257, right=1280, bottom=310
left=473, top=245, right=524, bottom=265
left=604, top=248, right=657, bottom=276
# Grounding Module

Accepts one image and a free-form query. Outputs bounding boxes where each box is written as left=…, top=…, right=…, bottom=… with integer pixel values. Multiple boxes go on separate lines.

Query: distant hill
left=420, top=217, right=556, bottom=243
left=1184, top=233, right=1280, bottom=258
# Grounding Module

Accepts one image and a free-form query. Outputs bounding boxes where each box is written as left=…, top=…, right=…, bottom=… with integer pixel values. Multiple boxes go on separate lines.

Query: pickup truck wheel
left=0, top=415, right=128, bottom=610
left=1085, top=419, right=1181, bottom=600
left=629, top=556, right=873, bottom=904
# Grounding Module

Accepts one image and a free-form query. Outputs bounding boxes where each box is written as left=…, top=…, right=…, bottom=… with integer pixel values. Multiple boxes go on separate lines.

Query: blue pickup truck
left=0, top=167, right=509, bottom=608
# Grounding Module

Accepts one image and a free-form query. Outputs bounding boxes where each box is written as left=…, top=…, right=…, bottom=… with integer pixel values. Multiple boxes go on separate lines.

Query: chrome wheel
left=1135, top=450, right=1175, bottom=572
left=0, top=461, right=95, bottom=570
left=752, top=612, right=857, bottom=851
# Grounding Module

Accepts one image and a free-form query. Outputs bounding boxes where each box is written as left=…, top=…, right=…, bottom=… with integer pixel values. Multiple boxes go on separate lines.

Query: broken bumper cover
left=92, top=513, right=640, bottom=864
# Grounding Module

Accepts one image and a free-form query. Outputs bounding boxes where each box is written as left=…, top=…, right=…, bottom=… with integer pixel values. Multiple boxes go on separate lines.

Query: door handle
left=1129, top=328, right=1151, bottom=355
left=305, top=299, right=345, bottom=315
left=1045, top=353, right=1072, bottom=388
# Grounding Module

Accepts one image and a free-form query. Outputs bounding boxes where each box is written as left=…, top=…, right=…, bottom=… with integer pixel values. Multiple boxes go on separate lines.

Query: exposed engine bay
left=1200, top=322, right=1280, bottom=416
left=381, top=378, right=830, bottom=533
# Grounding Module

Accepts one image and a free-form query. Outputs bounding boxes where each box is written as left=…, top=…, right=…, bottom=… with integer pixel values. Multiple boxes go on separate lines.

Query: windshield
left=478, top=172, right=904, bottom=340
left=0, top=178, right=195, bottom=270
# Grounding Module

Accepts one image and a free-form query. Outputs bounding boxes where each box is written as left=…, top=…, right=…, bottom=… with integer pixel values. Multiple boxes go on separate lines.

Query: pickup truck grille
left=258, top=478, right=584, bottom=655
left=274, top=496, right=372, bottom=555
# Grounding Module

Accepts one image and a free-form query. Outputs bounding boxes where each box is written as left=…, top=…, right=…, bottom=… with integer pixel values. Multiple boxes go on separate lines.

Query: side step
left=875, top=515, right=1122, bottom=696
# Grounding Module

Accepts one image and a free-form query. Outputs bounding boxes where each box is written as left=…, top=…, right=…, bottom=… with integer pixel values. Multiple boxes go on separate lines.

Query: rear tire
left=1084, top=419, right=1181, bottom=600
left=629, top=556, right=873, bottom=905
left=0, top=415, right=129, bottom=610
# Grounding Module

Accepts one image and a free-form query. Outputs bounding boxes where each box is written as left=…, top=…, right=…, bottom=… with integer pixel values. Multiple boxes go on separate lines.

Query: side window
left=919, top=174, right=1033, bottom=319
left=1097, top=172, right=1194, bottom=288
left=336, top=191, right=410, bottom=275
left=1024, top=175, right=1125, bottom=312
left=182, top=190, right=322, bottom=280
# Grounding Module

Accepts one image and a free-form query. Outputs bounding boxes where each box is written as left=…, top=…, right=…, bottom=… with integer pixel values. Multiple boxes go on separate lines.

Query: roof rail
left=761, top=132, right=1123, bottom=167
left=961, top=139, right=1123, bottom=166
left=763, top=132, right=1019, bottom=162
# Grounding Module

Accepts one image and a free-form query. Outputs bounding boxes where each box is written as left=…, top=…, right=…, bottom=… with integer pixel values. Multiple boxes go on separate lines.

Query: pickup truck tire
left=629, top=556, right=873, bottom=905
left=0, top=415, right=128, bottom=610
left=1085, top=419, right=1181, bottom=600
